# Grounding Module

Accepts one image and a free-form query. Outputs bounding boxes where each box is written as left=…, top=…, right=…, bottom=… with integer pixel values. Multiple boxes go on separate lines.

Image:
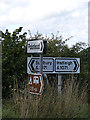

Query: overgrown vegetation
left=2, top=76, right=88, bottom=118
left=1, top=27, right=27, bottom=98
left=1, top=27, right=89, bottom=118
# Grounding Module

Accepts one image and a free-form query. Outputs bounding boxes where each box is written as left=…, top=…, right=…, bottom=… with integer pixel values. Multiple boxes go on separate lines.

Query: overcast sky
left=0, top=0, right=89, bottom=47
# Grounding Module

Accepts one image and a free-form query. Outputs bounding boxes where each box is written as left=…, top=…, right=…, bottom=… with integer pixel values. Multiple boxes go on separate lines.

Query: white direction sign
left=55, top=58, right=80, bottom=73
left=27, top=57, right=80, bottom=74
left=27, top=40, right=44, bottom=53
left=27, top=57, right=54, bottom=74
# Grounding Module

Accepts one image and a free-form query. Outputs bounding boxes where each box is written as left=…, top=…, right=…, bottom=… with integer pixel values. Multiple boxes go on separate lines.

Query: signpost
left=27, top=39, right=48, bottom=95
left=27, top=39, right=80, bottom=95
left=28, top=74, right=43, bottom=95
left=58, top=74, right=62, bottom=95
left=55, top=58, right=80, bottom=95
left=27, top=57, right=80, bottom=74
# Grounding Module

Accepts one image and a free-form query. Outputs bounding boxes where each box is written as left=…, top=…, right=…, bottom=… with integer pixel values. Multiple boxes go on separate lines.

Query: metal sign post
left=58, top=74, right=62, bottom=95
left=40, top=54, right=43, bottom=74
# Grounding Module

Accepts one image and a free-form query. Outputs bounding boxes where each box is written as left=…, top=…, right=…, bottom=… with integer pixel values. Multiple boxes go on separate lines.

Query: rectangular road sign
left=27, top=57, right=80, bottom=74
left=28, top=73, right=43, bottom=95
left=27, top=57, right=54, bottom=74
left=27, top=40, right=44, bottom=53
left=55, top=58, right=80, bottom=73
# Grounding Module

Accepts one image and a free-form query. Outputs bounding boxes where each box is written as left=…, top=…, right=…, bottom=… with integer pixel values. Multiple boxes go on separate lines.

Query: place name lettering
left=57, top=61, right=72, bottom=65
left=28, top=44, right=40, bottom=49
left=36, top=61, right=52, bottom=65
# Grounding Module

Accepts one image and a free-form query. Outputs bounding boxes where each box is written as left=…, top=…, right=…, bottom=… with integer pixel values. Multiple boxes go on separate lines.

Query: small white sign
left=27, top=40, right=44, bottom=53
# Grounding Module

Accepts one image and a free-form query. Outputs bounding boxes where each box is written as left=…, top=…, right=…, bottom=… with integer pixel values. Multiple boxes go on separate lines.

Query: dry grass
left=2, top=76, right=88, bottom=118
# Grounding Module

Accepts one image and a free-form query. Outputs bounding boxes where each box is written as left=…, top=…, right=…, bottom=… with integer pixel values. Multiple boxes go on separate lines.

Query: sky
left=0, top=0, right=89, bottom=47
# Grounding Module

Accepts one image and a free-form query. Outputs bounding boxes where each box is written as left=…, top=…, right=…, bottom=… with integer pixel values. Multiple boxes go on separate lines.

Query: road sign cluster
left=27, top=39, right=80, bottom=95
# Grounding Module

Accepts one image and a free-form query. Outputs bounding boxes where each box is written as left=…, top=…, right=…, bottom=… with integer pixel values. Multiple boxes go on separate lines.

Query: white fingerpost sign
left=55, top=58, right=80, bottom=73
left=27, top=40, right=44, bottom=53
left=27, top=57, right=54, bottom=74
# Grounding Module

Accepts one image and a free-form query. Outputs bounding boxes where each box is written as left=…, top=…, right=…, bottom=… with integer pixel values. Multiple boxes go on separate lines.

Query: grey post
left=40, top=53, right=43, bottom=74
left=58, top=74, right=62, bottom=95
left=0, top=32, right=2, bottom=120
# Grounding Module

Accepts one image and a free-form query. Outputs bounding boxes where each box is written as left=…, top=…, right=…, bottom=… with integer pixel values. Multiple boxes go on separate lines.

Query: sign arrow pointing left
left=28, top=59, right=35, bottom=72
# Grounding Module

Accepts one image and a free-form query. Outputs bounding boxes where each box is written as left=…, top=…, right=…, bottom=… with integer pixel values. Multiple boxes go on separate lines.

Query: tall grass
left=2, top=76, right=88, bottom=118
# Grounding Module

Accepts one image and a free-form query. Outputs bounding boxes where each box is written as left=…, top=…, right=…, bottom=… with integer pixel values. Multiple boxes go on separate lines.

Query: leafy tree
left=70, top=42, right=87, bottom=57
left=46, top=34, right=87, bottom=58
left=78, top=48, right=88, bottom=85
left=45, top=33, right=72, bottom=57
left=1, top=27, right=27, bottom=98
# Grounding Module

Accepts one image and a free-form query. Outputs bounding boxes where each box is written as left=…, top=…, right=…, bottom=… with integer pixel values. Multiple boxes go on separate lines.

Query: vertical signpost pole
left=58, top=74, right=62, bottom=95
left=40, top=54, right=43, bottom=74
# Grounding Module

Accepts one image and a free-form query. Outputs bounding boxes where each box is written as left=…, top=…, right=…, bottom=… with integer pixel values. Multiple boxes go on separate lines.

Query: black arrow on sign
left=28, top=59, right=35, bottom=72
left=40, top=42, right=43, bottom=51
left=31, top=60, right=35, bottom=71
left=73, top=60, right=79, bottom=71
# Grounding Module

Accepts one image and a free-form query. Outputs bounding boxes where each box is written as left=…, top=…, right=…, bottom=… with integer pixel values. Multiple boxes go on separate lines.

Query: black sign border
left=28, top=57, right=54, bottom=73
left=55, top=58, right=79, bottom=73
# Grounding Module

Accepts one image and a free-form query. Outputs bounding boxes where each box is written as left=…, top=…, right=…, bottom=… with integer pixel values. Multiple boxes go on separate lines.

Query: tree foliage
left=1, top=27, right=27, bottom=98
left=1, top=28, right=88, bottom=98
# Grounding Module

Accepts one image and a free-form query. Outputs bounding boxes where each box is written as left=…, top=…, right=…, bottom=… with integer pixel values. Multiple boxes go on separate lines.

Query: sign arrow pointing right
left=73, top=60, right=77, bottom=71
left=73, top=60, right=79, bottom=72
